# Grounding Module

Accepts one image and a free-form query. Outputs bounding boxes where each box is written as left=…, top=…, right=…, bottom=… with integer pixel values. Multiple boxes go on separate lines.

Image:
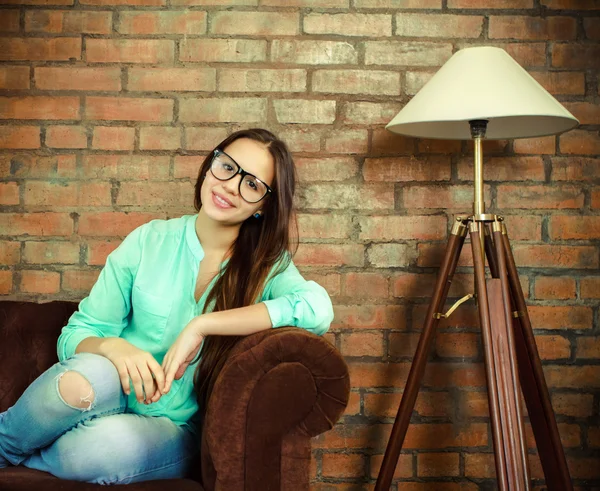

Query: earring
left=253, top=212, right=262, bottom=219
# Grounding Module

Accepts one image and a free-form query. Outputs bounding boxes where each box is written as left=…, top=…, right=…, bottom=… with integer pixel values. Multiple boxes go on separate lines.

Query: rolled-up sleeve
left=57, top=224, right=146, bottom=361
left=262, top=258, right=334, bottom=336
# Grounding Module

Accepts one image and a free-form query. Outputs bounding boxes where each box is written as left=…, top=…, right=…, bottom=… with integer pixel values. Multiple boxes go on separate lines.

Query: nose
left=222, top=174, right=241, bottom=195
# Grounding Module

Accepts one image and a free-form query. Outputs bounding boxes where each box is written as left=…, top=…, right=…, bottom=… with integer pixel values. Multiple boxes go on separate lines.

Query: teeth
left=215, top=194, right=231, bottom=207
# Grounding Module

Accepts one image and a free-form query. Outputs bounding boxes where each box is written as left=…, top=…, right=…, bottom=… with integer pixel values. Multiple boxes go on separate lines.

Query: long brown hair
left=190, top=128, right=298, bottom=416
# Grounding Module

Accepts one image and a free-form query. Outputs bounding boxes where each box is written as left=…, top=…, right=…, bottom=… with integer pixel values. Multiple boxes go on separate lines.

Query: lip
left=212, top=191, right=235, bottom=209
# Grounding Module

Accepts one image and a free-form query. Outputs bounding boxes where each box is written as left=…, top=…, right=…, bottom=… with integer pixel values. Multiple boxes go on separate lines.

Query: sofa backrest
left=0, top=301, right=78, bottom=412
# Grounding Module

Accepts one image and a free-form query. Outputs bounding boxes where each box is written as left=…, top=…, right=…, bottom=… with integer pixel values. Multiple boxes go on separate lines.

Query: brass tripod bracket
left=433, top=293, right=474, bottom=319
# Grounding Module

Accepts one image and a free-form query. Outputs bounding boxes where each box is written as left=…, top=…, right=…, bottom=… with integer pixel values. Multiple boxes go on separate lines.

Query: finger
left=139, top=364, right=154, bottom=404
left=126, top=360, right=144, bottom=403
left=147, top=357, right=166, bottom=394
left=150, top=386, right=162, bottom=403
left=116, top=365, right=131, bottom=395
left=163, top=358, right=176, bottom=394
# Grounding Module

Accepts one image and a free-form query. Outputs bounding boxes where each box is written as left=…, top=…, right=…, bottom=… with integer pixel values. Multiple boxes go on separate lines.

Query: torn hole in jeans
left=54, top=369, right=95, bottom=413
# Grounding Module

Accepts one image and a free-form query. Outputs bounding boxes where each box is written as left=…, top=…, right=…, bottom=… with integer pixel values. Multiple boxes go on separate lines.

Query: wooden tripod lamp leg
left=500, top=225, right=574, bottom=491
left=375, top=219, right=468, bottom=491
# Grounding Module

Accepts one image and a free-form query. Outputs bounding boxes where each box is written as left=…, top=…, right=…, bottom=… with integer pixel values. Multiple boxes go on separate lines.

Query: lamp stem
left=470, top=120, right=488, bottom=256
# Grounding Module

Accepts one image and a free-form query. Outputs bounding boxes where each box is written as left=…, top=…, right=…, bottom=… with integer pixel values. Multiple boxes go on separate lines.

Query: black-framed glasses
left=209, top=149, right=273, bottom=203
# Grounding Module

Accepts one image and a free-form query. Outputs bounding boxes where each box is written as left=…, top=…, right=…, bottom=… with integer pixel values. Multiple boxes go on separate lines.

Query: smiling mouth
left=213, top=192, right=235, bottom=208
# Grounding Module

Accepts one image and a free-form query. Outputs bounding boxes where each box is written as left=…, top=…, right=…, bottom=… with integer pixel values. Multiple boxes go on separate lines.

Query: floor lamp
left=375, top=47, right=579, bottom=491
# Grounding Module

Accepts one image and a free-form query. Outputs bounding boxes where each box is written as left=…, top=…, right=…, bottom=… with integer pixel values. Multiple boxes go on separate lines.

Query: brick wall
left=0, top=0, right=599, bottom=488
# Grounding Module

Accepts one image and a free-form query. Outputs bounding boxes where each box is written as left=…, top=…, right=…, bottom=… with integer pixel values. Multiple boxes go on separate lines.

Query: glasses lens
left=240, top=175, right=267, bottom=203
left=211, top=153, right=237, bottom=180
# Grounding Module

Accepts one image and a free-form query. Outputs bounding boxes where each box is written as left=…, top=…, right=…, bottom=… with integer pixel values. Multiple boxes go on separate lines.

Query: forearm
left=75, top=336, right=120, bottom=357
left=194, top=302, right=272, bottom=337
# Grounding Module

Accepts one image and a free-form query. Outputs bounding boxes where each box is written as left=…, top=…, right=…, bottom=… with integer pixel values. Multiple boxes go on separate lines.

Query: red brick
left=23, top=241, right=80, bottom=264
left=388, top=332, right=421, bottom=358
left=0, top=66, right=30, bottom=90
left=0, top=213, right=72, bottom=236
left=577, top=337, right=600, bottom=359
left=343, top=272, right=388, bottom=298
left=92, top=126, right=135, bottom=151
left=2, top=154, right=76, bottom=179
left=305, top=13, right=391, bottom=37
left=356, top=0, right=440, bottom=6
left=564, top=102, right=600, bottom=126
left=324, top=129, right=369, bottom=154
left=371, top=129, right=415, bottom=156
left=405, top=71, right=434, bottom=95
left=139, top=126, right=181, bottom=150
left=449, top=0, right=532, bottom=6
left=179, top=39, right=266, bottom=63
left=365, top=391, right=451, bottom=419
left=35, top=67, right=120, bottom=91
left=271, top=40, right=357, bottom=65
left=358, top=216, right=446, bottom=240
left=117, top=182, right=191, bottom=208
left=534, top=276, right=576, bottom=299
left=0, top=271, right=13, bottom=294
left=179, top=98, right=266, bottom=123
left=86, top=239, right=120, bottom=266
left=210, top=12, right=298, bottom=36
left=343, top=391, right=361, bottom=417
left=0, top=96, right=80, bottom=120
left=364, top=157, right=450, bottom=182
left=63, top=269, right=100, bottom=292
left=0, top=182, right=19, bottom=205
left=417, top=139, right=462, bottom=154
left=368, top=243, right=417, bottom=268
left=584, top=17, right=600, bottom=40
left=278, top=128, right=321, bottom=153
left=460, top=391, right=488, bottom=418
left=550, top=215, right=600, bottom=240
left=0, top=37, right=81, bottom=61
left=551, top=393, right=594, bottom=417
left=512, top=244, right=597, bottom=269
left=417, top=453, right=460, bottom=477
left=464, top=453, right=494, bottom=478
left=528, top=305, right=593, bottom=330
left=435, top=333, right=479, bottom=358
left=46, top=125, right=87, bottom=149
left=78, top=212, right=160, bottom=237
left=263, top=0, right=347, bottom=5
left=340, top=332, right=384, bottom=357
left=458, top=156, right=545, bottom=181
left=552, top=157, right=600, bottom=181
left=184, top=127, right=228, bottom=151
left=273, top=99, right=335, bottom=124
left=219, top=69, right=306, bottom=92
left=490, top=16, right=576, bottom=40
left=396, top=14, right=482, bottom=38
left=333, top=305, right=407, bottom=330
left=364, top=41, right=452, bottom=66
left=536, top=335, right=571, bottom=360
left=342, top=101, right=401, bottom=125
left=3, top=0, right=73, bottom=4
left=296, top=157, right=358, bottom=182
left=0, top=10, right=19, bottom=32
left=313, top=70, right=400, bottom=95
left=298, top=183, right=393, bottom=210
left=297, top=214, right=352, bottom=239
left=322, top=453, right=364, bottom=478
left=369, top=453, right=412, bottom=480
left=128, top=68, right=215, bottom=92
left=20, top=270, right=60, bottom=294
left=295, top=244, right=364, bottom=267
left=581, top=277, right=600, bottom=298
left=561, top=129, right=600, bottom=155
left=455, top=42, right=546, bottom=67
left=86, top=39, right=173, bottom=64
left=0, top=241, right=20, bottom=265
left=83, top=155, right=169, bottom=180
left=541, top=0, right=600, bottom=8
left=117, top=10, right=206, bottom=34
left=392, top=272, right=474, bottom=299
left=304, top=272, right=341, bottom=297
left=530, top=71, right=585, bottom=96
left=403, top=184, right=492, bottom=210
left=25, top=10, right=111, bottom=34
left=497, top=184, right=584, bottom=209
left=24, top=181, right=111, bottom=208
left=552, top=44, right=600, bottom=69
left=86, top=96, right=173, bottom=122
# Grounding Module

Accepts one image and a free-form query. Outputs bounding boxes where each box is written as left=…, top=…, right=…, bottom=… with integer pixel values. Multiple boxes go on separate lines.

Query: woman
left=0, top=128, right=334, bottom=484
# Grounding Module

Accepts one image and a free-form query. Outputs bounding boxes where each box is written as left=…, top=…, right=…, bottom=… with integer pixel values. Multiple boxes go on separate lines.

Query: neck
left=195, top=209, right=240, bottom=256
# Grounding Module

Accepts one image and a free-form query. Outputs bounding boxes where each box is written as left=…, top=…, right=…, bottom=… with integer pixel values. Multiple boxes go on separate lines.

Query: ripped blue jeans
left=0, top=352, right=199, bottom=485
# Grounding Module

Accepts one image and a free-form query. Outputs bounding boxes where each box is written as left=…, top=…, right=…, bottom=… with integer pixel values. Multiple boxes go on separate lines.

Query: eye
left=246, top=179, right=258, bottom=191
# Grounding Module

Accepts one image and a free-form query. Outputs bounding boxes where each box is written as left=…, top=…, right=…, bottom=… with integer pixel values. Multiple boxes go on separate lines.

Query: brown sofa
left=0, top=300, right=350, bottom=490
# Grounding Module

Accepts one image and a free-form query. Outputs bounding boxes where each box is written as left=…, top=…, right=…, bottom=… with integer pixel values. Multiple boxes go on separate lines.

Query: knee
left=57, top=371, right=95, bottom=411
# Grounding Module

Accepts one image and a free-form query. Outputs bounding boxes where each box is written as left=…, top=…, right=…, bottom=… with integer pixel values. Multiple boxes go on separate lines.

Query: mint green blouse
left=57, top=213, right=334, bottom=433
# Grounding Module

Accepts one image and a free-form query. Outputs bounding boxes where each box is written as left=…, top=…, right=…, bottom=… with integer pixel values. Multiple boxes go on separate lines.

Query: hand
left=149, top=319, right=204, bottom=403
left=101, top=338, right=165, bottom=405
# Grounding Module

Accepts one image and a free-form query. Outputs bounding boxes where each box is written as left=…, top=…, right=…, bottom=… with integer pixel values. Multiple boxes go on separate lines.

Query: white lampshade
left=386, top=46, right=579, bottom=140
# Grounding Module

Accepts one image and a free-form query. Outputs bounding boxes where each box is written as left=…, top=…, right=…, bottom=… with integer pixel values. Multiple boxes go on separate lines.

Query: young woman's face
left=200, top=137, right=275, bottom=226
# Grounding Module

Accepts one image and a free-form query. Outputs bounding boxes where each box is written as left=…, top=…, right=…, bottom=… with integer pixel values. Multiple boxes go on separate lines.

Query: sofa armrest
left=200, top=327, right=349, bottom=491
